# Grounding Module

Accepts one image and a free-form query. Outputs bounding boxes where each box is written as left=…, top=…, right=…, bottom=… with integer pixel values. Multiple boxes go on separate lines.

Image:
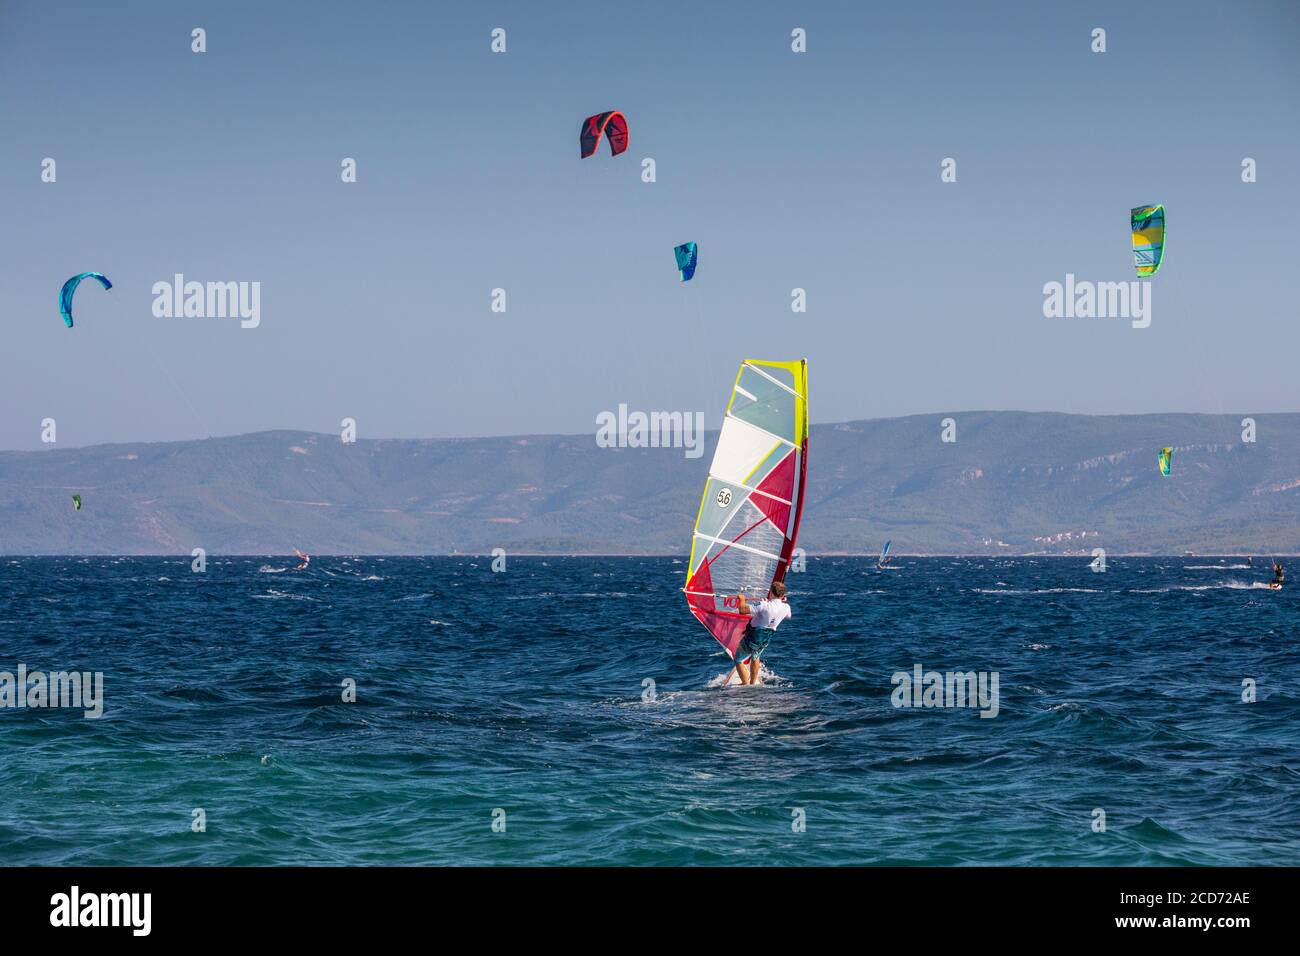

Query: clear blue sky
left=2, top=0, right=1297, bottom=449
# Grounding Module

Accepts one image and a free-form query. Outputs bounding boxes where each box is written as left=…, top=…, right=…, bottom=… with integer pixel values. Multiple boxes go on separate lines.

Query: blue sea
left=1, top=556, right=1295, bottom=866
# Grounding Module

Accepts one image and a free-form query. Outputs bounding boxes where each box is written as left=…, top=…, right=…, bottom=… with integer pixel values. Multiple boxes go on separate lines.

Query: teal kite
left=59, top=272, right=112, bottom=328
left=674, top=242, right=698, bottom=282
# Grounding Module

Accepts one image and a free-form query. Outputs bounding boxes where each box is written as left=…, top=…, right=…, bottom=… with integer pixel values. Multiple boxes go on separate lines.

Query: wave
left=251, top=590, right=318, bottom=601
left=707, top=663, right=786, bottom=688
left=505, top=592, right=629, bottom=600
left=1131, top=581, right=1277, bottom=593
left=972, top=587, right=1103, bottom=594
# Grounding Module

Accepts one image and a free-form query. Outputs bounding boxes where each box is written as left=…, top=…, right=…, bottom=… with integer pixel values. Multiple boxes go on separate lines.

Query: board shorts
left=736, top=625, right=772, bottom=662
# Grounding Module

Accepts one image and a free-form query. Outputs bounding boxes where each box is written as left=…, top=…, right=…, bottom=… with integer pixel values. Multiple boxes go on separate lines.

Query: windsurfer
left=293, top=549, right=310, bottom=571
left=730, top=581, right=791, bottom=686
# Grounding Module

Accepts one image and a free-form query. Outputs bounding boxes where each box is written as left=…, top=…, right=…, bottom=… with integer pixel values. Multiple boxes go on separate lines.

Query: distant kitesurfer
left=1270, top=560, right=1284, bottom=590
left=293, top=549, right=310, bottom=571
left=728, top=581, right=791, bottom=686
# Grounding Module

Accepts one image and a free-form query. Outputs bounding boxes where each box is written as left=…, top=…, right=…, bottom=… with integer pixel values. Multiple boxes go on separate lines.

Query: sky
left=1, top=0, right=1298, bottom=449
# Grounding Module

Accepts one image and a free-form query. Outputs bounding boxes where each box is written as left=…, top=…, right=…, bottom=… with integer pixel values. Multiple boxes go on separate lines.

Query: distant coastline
left=3, top=412, right=1299, bottom=556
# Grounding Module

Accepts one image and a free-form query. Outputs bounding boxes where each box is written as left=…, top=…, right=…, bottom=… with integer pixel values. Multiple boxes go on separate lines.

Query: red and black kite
left=579, top=111, right=628, bottom=158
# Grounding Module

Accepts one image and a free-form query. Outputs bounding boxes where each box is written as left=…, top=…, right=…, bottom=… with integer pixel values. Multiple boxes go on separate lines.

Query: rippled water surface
left=1, top=556, right=1296, bottom=865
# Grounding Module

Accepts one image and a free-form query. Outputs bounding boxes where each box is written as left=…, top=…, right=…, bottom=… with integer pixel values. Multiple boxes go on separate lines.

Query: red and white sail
left=684, top=359, right=808, bottom=658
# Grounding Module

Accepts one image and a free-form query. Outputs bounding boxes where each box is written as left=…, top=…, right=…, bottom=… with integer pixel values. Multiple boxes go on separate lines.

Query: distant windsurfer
left=293, top=549, right=310, bottom=571
left=727, top=581, right=791, bottom=686
left=1269, top=560, right=1284, bottom=590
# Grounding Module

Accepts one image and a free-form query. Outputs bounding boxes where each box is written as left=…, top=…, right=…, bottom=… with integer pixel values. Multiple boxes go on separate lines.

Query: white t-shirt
left=749, top=598, right=791, bottom=631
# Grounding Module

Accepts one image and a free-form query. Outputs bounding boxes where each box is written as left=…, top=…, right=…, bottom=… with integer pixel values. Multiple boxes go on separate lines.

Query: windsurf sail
left=1131, top=205, right=1165, bottom=277
left=685, top=359, right=808, bottom=659
left=879, top=540, right=891, bottom=565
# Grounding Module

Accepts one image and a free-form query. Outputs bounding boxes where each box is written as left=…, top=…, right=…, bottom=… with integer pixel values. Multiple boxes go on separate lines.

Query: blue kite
left=59, top=272, right=112, bottom=328
left=674, top=242, right=698, bottom=282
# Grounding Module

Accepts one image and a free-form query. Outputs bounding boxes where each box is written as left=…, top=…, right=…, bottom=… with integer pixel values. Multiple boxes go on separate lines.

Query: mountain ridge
left=3, top=412, right=1297, bottom=555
